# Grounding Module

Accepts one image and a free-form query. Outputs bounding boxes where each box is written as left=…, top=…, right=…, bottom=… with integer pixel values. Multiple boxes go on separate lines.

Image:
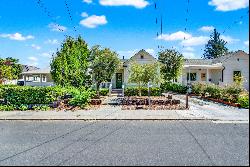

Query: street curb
left=0, top=118, right=220, bottom=121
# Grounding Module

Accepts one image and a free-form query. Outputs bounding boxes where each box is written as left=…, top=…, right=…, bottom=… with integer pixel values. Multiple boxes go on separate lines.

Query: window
left=187, top=73, right=197, bottom=81
left=233, top=71, right=242, bottom=82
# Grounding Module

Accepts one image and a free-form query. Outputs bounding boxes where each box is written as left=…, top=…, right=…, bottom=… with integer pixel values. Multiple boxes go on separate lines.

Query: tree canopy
left=0, top=57, right=22, bottom=84
left=203, top=29, right=228, bottom=59
left=90, top=45, right=120, bottom=96
left=50, top=36, right=91, bottom=87
left=158, top=49, right=184, bottom=82
left=128, top=62, right=162, bottom=96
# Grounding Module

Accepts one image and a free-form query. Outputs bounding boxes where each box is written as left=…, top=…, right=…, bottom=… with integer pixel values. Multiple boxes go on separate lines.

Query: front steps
left=110, top=89, right=123, bottom=97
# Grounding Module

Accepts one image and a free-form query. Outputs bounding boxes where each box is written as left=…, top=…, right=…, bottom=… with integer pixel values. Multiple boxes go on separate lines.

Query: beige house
left=15, top=49, right=249, bottom=91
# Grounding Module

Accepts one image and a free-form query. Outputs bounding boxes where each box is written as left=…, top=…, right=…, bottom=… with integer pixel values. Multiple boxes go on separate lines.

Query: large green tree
left=128, top=62, right=162, bottom=96
left=203, top=29, right=228, bottom=59
left=158, top=49, right=184, bottom=82
left=50, top=36, right=91, bottom=87
left=90, top=45, right=120, bottom=97
left=0, top=57, right=22, bottom=84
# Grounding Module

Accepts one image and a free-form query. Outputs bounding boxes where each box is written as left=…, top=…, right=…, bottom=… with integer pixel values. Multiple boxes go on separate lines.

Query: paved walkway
left=0, top=95, right=248, bottom=121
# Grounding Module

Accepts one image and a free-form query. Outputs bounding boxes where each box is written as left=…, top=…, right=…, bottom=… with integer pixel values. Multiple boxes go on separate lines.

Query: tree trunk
left=138, top=83, right=141, bottom=97
left=96, top=82, right=100, bottom=98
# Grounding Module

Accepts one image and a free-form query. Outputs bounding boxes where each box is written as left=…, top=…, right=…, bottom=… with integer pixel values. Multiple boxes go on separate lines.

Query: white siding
left=223, top=53, right=249, bottom=90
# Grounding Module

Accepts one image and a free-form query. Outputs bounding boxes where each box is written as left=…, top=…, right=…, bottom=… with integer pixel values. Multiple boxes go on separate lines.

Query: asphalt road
left=0, top=120, right=248, bottom=166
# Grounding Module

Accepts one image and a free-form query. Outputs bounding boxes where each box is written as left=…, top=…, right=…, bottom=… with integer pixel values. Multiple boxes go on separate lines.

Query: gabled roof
left=184, top=59, right=213, bottom=65
left=212, top=50, right=249, bottom=63
left=22, top=68, right=50, bottom=74
left=122, top=49, right=156, bottom=65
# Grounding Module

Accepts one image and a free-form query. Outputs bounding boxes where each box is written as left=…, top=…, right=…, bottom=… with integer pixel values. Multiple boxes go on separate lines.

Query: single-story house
left=20, top=68, right=54, bottom=86
left=104, top=49, right=249, bottom=91
left=14, top=49, right=249, bottom=91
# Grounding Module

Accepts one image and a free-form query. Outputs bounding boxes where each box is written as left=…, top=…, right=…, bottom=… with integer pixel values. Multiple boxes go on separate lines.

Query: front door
left=116, top=73, right=122, bottom=89
left=201, top=73, right=206, bottom=81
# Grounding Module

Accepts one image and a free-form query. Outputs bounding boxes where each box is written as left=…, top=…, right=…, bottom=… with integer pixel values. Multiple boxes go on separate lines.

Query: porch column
left=24, top=74, right=26, bottom=86
left=40, top=74, right=42, bottom=86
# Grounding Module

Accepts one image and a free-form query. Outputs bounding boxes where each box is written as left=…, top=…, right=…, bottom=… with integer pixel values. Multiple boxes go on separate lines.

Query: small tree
left=128, top=62, right=162, bottom=96
left=50, top=36, right=91, bottom=87
left=203, top=29, right=228, bottom=59
left=158, top=49, right=184, bottom=82
left=90, top=45, right=120, bottom=97
left=0, top=57, right=22, bottom=84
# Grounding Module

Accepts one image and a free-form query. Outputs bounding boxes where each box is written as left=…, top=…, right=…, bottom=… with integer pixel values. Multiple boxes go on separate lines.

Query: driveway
left=0, top=120, right=248, bottom=166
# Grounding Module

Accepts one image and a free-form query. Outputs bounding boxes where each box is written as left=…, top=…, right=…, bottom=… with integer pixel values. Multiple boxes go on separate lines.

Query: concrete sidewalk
left=0, top=106, right=201, bottom=120
left=0, top=103, right=248, bottom=121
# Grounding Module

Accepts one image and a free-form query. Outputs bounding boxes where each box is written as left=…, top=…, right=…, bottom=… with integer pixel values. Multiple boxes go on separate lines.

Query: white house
left=103, top=49, right=249, bottom=91
left=14, top=49, right=249, bottom=91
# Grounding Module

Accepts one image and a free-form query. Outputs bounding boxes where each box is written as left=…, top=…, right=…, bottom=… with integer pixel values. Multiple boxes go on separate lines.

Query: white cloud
left=81, top=12, right=89, bottom=17
left=199, top=26, right=215, bottom=32
left=99, top=0, right=149, bottom=9
left=208, top=0, right=249, bottom=11
left=83, top=0, right=93, bottom=4
left=48, top=23, right=67, bottom=32
left=145, top=49, right=155, bottom=56
left=221, top=35, right=240, bottom=44
left=41, top=51, right=53, bottom=58
left=27, top=56, right=39, bottom=66
left=80, top=15, right=107, bottom=28
left=31, top=44, right=41, bottom=50
left=181, top=36, right=210, bottom=46
left=182, top=52, right=196, bottom=59
left=0, top=33, right=34, bottom=41
left=183, top=47, right=195, bottom=52
left=45, top=39, right=59, bottom=45
left=244, top=40, right=249, bottom=46
left=118, top=49, right=139, bottom=59
left=157, top=31, right=192, bottom=41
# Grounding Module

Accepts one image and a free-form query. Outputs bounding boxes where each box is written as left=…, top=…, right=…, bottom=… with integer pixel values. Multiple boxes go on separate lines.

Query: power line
left=36, top=0, right=65, bottom=32
left=64, top=0, right=77, bottom=33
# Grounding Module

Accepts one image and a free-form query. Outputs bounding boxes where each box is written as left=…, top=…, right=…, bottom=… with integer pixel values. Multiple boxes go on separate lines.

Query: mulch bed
left=121, top=96, right=186, bottom=110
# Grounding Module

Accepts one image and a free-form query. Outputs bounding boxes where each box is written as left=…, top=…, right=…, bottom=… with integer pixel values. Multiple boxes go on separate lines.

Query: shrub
left=0, top=105, right=16, bottom=111
left=223, top=84, right=243, bottom=103
left=99, top=88, right=109, bottom=96
left=160, top=82, right=187, bottom=94
left=203, top=83, right=222, bottom=99
left=125, top=87, right=162, bottom=96
left=237, top=94, right=249, bottom=109
left=192, top=82, right=206, bottom=96
left=68, top=88, right=94, bottom=109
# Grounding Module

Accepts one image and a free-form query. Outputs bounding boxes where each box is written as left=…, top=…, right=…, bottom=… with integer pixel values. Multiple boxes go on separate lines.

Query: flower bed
left=191, top=82, right=249, bottom=109
left=121, top=96, right=185, bottom=110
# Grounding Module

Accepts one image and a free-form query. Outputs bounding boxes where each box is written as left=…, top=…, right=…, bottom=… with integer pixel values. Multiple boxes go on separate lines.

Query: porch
left=182, top=64, right=224, bottom=85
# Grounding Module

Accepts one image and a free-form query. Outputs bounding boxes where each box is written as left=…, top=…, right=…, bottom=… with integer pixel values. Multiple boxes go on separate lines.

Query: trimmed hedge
left=99, top=88, right=109, bottom=96
left=0, top=85, right=94, bottom=110
left=160, top=82, right=188, bottom=94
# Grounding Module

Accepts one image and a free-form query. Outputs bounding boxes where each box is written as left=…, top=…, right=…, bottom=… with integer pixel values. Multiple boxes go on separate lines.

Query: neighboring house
left=3, top=65, right=39, bottom=85
left=12, top=50, right=249, bottom=90
left=20, top=68, right=54, bottom=87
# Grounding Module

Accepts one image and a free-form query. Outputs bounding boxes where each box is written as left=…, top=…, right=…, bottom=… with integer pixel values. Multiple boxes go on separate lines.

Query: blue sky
left=0, top=0, right=249, bottom=68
